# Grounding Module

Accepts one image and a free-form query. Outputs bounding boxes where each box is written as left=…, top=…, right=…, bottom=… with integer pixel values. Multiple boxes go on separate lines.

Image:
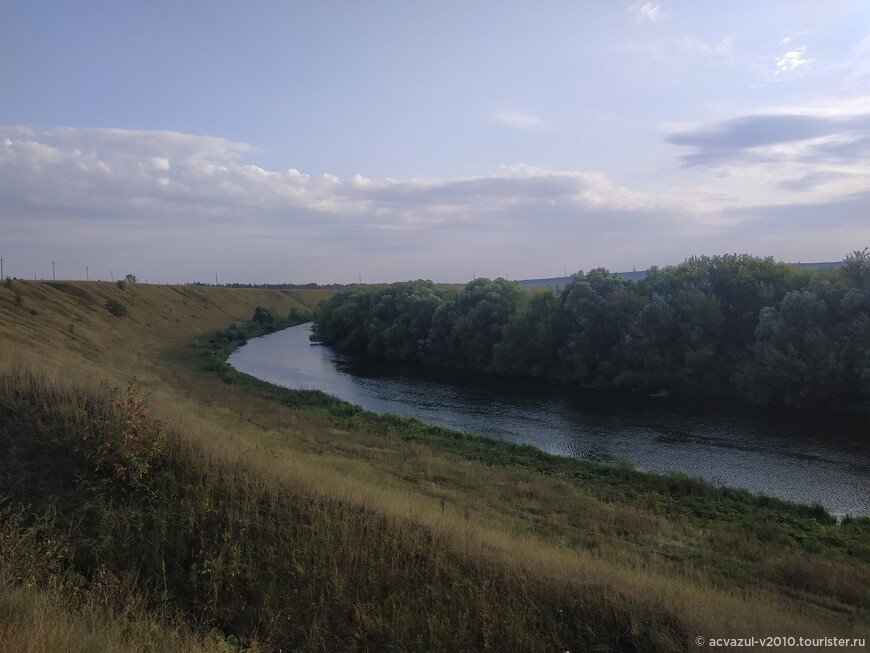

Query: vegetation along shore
left=314, top=251, right=870, bottom=418
left=0, top=269, right=867, bottom=651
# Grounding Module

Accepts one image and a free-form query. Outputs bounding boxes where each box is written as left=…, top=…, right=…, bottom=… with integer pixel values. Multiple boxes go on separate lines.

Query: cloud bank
left=666, top=112, right=870, bottom=165
left=1, top=125, right=866, bottom=284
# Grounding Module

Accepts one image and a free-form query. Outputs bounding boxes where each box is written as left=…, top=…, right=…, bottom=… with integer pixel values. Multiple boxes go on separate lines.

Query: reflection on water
left=229, top=324, right=870, bottom=516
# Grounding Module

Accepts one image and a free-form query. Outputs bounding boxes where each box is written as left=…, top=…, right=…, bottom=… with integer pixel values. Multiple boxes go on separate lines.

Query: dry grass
left=0, top=579, right=228, bottom=653
left=0, top=280, right=867, bottom=651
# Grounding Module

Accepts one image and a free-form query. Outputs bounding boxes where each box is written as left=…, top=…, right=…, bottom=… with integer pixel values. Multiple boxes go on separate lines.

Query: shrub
left=116, top=279, right=127, bottom=290
left=252, top=306, right=275, bottom=326
left=105, top=298, right=127, bottom=317
left=288, top=307, right=312, bottom=324
left=84, top=381, right=178, bottom=493
left=223, top=323, right=247, bottom=342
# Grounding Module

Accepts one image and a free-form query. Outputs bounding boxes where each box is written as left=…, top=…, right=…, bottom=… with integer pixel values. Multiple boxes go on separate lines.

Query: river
left=228, top=323, right=870, bottom=517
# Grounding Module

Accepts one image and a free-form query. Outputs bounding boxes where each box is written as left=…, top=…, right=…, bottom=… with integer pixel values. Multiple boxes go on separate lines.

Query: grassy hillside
left=0, top=279, right=867, bottom=652
left=0, top=279, right=328, bottom=380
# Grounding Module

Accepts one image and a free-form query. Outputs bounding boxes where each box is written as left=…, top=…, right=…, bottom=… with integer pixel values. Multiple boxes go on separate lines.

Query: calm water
left=229, top=324, right=870, bottom=517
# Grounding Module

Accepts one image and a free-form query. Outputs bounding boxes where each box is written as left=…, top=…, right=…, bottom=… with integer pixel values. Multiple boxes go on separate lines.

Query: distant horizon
left=3, top=255, right=847, bottom=287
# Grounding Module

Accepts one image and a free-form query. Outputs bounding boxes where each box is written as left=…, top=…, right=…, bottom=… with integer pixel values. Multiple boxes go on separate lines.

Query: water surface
left=229, top=324, right=870, bottom=516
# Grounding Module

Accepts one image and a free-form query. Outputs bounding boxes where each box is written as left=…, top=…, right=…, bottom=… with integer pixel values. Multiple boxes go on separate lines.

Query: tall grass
left=1, top=281, right=868, bottom=651
left=0, top=366, right=689, bottom=651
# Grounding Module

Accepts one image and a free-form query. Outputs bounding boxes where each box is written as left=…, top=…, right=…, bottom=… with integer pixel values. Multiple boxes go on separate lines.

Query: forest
left=313, top=250, right=870, bottom=415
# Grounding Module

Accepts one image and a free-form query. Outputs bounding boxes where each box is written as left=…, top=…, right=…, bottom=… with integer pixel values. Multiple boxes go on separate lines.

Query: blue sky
left=1, top=1, right=869, bottom=283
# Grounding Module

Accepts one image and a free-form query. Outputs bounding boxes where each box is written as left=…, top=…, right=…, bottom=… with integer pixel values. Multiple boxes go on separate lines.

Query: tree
left=288, top=307, right=312, bottom=324
left=125, top=274, right=137, bottom=284
left=307, top=251, right=870, bottom=416
left=366, top=281, right=448, bottom=362
left=252, top=306, right=276, bottom=327
left=427, top=278, right=522, bottom=370
left=735, top=290, right=840, bottom=407
left=492, top=288, right=569, bottom=378
left=562, top=269, right=644, bottom=384
left=841, top=248, right=870, bottom=288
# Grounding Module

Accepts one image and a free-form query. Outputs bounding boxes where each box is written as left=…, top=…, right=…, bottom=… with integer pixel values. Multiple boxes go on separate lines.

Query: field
left=0, top=279, right=867, bottom=652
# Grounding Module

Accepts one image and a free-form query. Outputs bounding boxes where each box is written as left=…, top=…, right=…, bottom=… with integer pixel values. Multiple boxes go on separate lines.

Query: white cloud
left=664, top=109, right=870, bottom=218
left=634, top=2, right=665, bottom=23
left=1, top=125, right=865, bottom=284
left=489, top=110, right=545, bottom=129
left=775, top=45, right=814, bottom=74
left=352, top=173, right=372, bottom=187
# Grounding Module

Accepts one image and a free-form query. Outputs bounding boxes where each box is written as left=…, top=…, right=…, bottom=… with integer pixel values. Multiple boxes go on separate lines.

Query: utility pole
left=358, top=272, right=361, bottom=285
left=215, top=273, right=218, bottom=286
left=110, top=271, right=114, bottom=282
left=86, top=266, right=89, bottom=281
left=1, top=257, right=4, bottom=279
left=52, top=261, right=56, bottom=280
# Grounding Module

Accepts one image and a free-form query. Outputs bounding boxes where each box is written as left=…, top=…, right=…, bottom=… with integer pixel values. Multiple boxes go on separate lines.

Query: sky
left=1, top=1, right=869, bottom=284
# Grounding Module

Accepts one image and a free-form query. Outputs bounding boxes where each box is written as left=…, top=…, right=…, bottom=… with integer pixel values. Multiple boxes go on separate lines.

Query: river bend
left=229, top=324, right=870, bottom=517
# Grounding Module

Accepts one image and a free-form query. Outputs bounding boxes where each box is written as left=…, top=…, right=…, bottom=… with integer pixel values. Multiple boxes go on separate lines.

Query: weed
left=84, top=381, right=179, bottom=493
left=105, top=298, right=127, bottom=317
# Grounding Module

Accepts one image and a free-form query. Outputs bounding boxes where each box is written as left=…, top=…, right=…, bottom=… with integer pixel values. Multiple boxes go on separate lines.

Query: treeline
left=313, top=251, right=870, bottom=414
left=190, top=282, right=347, bottom=289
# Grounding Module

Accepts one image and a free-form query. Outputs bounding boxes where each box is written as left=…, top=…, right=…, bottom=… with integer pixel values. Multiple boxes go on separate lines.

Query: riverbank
left=312, top=261, right=870, bottom=419
left=1, top=281, right=868, bottom=651
left=229, top=323, right=870, bottom=516
left=194, top=320, right=870, bottom=640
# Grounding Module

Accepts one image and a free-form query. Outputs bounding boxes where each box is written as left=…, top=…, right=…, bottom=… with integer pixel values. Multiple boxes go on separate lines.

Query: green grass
left=188, top=322, right=870, bottom=609
left=0, top=280, right=868, bottom=651
left=0, top=366, right=689, bottom=652
left=193, top=323, right=869, bottom=549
